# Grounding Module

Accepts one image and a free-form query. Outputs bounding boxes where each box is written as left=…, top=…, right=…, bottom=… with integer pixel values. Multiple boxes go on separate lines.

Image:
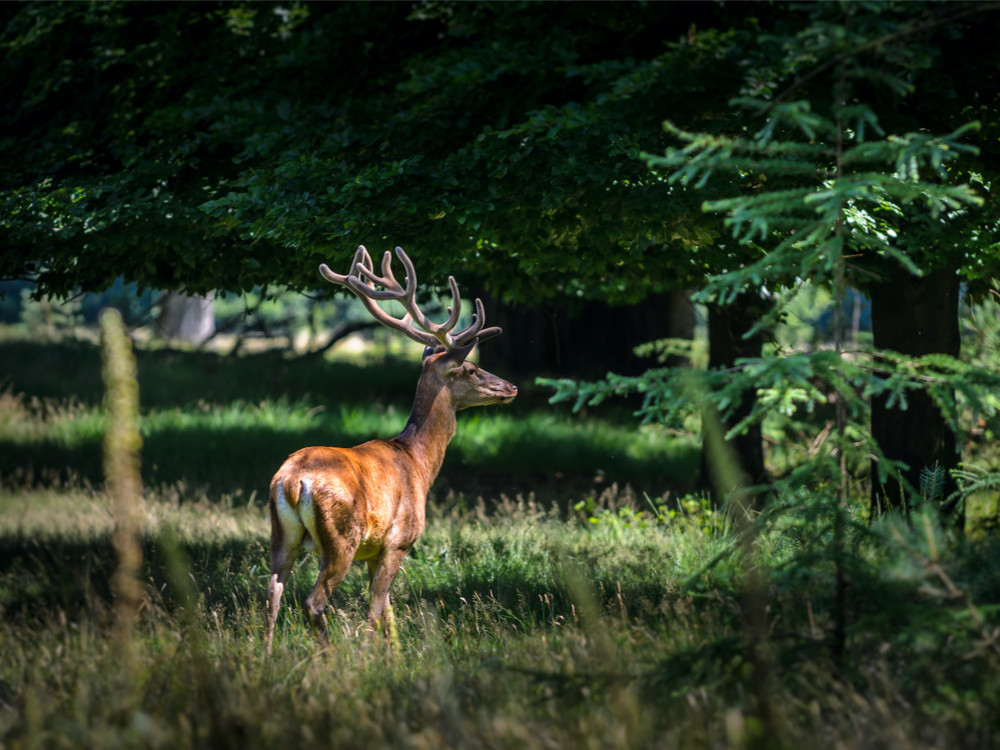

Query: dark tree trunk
left=698, top=293, right=767, bottom=500
left=869, top=262, right=961, bottom=522
left=478, top=292, right=695, bottom=380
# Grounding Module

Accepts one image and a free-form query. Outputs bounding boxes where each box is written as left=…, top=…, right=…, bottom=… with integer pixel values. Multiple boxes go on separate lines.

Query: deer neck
left=394, top=385, right=457, bottom=481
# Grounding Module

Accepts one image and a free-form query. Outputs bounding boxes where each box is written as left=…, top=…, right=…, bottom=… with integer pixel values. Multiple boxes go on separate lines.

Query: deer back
left=271, top=439, right=431, bottom=561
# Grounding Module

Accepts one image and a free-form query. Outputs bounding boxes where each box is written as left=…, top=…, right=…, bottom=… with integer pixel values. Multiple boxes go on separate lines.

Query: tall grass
left=3, top=331, right=1000, bottom=748
left=3, top=480, right=1000, bottom=749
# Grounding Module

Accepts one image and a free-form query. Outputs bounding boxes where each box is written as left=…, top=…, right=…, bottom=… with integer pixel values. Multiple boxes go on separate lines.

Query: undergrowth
left=2, top=481, right=999, bottom=749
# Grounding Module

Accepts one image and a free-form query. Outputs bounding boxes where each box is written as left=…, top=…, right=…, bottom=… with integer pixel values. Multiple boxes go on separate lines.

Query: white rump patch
left=274, top=482, right=297, bottom=530
left=275, top=479, right=316, bottom=551
left=298, top=477, right=319, bottom=550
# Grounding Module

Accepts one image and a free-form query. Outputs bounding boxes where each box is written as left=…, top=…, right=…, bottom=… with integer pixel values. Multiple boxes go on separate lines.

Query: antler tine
left=355, top=245, right=374, bottom=273
left=451, top=296, right=486, bottom=346
left=351, top=249, right=410, bottom=301
left=451, top=296, right=503, bottom=346
left=437, top=276, right=464, bottom=340
left=318, top=244, right=372, bottom=286
left=381, top=249, right=407, bottom=293
left=352, top=248, right=460, bottom=345
left=397, top=250, right=462, bottom=345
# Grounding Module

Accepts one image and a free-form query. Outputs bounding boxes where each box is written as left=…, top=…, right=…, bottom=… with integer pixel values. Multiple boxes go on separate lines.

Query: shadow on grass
left=2, top=335, right=641, bottom=416
left=8, top=522, right=987, bottom=669
left=3, top=337, right=492, bottom=408
left=3, top=336, right=700, bottom=505
left=0, top=422, right=698, bottom=505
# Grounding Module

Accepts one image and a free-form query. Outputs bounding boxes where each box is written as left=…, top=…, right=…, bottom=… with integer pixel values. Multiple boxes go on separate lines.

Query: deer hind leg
left=304, top=549, right=355, bottom=648
left=265, top=483, right=307, bottom=656
left=365, top=547, right=409, bottom=636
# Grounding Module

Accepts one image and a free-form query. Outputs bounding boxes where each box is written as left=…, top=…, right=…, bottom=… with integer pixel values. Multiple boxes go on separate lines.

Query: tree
left=156, top=291, right=215, bottom=345
left=6, top=1, right=999, bottom=508
left=674, top=1, right=1000, bottom=523
left=1, top=1, right=767, bottom=378
left=538, top=9, right=1000, bottom=704
left=544, top=1, right=1000, bottom=524
left=860, top=4, right=1000, bottom=517
left=1, top=3, right=273, bottom=295
left=1, top=2, right=790, bottom=386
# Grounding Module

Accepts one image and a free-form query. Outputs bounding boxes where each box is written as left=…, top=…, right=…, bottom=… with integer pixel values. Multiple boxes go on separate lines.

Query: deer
left=264, top=245, right=517, bottom=654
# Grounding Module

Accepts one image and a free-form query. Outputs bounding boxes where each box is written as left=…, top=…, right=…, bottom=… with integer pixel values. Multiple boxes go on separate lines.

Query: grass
left=0, top=336, right=699, bottom=501
left=4, top=483, right=1000, bottom=748
left=2, top=329, right=1000, bottom=748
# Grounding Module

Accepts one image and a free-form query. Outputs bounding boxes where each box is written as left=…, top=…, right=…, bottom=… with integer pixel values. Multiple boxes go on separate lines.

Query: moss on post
left=100, top=308, right=144, bottom=658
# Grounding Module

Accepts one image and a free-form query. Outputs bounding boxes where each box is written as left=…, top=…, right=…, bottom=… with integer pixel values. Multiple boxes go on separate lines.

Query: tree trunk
left=698, top=293, right=767, bottom=501
left=157, top=290, right=215, bottom=345
left=869, top=262, right=961, bottom=522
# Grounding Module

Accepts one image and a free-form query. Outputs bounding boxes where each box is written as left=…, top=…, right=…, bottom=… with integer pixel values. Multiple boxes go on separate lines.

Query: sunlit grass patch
left=1, top=389, right=697, bottom=500
left=453, top=410, right=699, bottom=487
left=0, top=484, right=112, bottom=539
left=0, top=388, right=104, bottom=447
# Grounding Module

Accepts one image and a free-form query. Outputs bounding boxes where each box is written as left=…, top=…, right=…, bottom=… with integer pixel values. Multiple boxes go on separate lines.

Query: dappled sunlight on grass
left=2, top=376, right=697, bottom=501
left=0, top=388, right=105, bottom=447
left=3, top=479, right=999, bottom=749
left=0, top=482, right=268, bottom=545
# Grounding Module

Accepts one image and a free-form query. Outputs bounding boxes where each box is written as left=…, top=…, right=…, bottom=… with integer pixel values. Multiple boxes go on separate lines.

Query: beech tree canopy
left=2, top=2, right=997, bottom=304
left=1, top=2, right=778, bottom=301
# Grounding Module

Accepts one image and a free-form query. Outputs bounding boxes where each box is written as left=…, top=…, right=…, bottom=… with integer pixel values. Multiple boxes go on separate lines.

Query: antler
left=319, top=246, right=502, bottom=350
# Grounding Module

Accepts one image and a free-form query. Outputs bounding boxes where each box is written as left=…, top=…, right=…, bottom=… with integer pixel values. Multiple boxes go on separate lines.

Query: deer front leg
left=366, top=547, right=409, bottom=636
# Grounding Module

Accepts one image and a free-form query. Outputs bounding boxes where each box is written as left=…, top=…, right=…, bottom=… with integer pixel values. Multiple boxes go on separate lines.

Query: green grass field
left=2, top=331, right=999, bottom=749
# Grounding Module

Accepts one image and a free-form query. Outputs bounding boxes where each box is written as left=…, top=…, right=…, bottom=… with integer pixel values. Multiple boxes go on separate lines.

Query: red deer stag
left=265, top=246, right=516, bottom=653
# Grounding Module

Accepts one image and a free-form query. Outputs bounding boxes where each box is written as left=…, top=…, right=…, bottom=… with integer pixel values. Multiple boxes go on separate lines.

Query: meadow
left=2, top=328, right=999, bottom=749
